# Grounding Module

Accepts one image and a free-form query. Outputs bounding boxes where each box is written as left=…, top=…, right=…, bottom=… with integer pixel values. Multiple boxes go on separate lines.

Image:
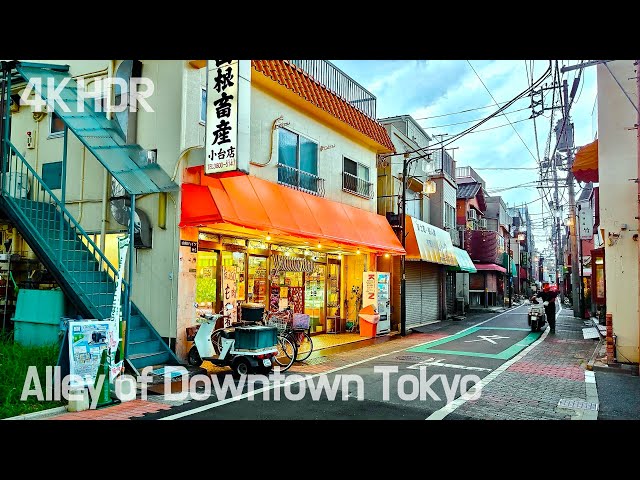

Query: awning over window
left=450, top=247, right=477, bottom=273
left=474, top=263, right=507, bottom=274
left=404, top=216, right=457, bottom=266
left=179, top=167, right=405, bottom=255
left=572, top=139, right=598, bottom=183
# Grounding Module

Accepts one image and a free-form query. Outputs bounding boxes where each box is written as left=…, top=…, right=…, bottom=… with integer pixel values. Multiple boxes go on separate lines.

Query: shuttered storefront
left=446, top=271, right=456, bottom=315
left=405, top=261, right=440, bottom=328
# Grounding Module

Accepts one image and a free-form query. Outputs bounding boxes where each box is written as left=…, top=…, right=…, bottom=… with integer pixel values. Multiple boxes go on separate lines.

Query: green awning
left=451, top=247, right=477, bottom=273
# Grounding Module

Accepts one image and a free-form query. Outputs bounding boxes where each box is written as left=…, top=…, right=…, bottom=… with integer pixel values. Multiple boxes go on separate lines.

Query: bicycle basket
left=292, top=313, right=310, bottom=330
left=266, top=311, right=292, bottom=333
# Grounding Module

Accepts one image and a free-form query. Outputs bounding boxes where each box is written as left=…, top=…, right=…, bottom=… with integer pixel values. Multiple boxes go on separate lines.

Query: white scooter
left=187, top=304, right=280, bottom=376
left=525, top=295, right=548, bottom=332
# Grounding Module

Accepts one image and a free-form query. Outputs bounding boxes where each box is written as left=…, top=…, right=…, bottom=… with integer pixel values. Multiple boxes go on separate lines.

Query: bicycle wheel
left=273, top=335, right=296, bottom=372
left=294, top=331, right=313, bottom=362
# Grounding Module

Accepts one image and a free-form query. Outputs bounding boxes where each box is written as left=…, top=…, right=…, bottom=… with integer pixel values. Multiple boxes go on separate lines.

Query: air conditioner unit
left=478, top=218, right=487, bottom=230
left=467, top=209, right=477, bottom=221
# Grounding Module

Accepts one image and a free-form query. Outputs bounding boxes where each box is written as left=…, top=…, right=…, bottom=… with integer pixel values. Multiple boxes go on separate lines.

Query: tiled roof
left=252, top=60, right=394, bottom=152
left=457, top=182, right=481, bottom=199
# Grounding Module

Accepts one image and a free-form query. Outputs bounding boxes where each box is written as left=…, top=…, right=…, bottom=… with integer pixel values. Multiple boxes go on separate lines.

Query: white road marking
left=160, top=305, right=526, bottom=420
left=464, top=334, right=510, bottom=344
left=406, top=357, right=492, bottom=372
left=426, top=304, right=562, bottom=420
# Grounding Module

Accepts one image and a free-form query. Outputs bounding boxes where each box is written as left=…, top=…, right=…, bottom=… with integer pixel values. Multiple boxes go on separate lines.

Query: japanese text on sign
left=206, top=60, right=239, bottom=174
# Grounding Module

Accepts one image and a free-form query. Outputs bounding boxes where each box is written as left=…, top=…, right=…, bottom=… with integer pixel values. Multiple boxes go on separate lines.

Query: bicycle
left=264, top=307, right=314, bottom=362
left=209, top=313, right=296, bottom=373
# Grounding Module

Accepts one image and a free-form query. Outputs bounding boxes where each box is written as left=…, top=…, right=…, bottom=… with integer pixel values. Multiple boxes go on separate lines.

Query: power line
left=412, top=97, right=530, bottom=120
left=467, top=60, right=538, bottom=162
left=418, top=106, right=531, bottom=129
left=381, top=62, right=552, bottom=160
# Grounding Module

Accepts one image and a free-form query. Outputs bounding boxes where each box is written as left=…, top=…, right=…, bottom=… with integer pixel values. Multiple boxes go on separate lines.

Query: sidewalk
left=447, top=308, right=601, bottom=420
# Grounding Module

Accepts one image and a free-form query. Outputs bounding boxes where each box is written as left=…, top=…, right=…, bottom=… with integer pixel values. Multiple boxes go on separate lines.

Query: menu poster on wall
left=222, top=265, right=237, bottom=326
left=288, top=286, right=304, bottom=313
left=269, top=285, right=280, bottom=312
left=68, top=320, right=118, bottom=388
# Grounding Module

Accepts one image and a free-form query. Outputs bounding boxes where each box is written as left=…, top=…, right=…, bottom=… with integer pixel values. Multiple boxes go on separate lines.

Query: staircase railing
left=1, top=140, right=129, bottom=321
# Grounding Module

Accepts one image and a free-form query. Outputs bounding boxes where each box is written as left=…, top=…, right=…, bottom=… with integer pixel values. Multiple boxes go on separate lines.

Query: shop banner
left=110, top=235, right=130, bottom=324
left=222, top=265, right=237, bottom=326
left=362, top=271, right=378, bottom=310
left=68, top=320, right=119, bottom=388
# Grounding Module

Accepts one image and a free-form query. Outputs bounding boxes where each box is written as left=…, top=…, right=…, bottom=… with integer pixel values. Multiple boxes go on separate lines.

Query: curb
left=4, top=406, right=68, bottom=421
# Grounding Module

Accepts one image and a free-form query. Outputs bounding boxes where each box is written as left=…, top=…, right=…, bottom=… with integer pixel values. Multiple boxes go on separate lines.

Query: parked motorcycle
left=187, top=304, right=282, bottom=376
left=525, top=296, right=547, bottom=332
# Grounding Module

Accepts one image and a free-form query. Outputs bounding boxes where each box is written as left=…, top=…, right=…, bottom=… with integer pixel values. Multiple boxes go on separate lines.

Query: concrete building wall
left=597, top=60, right=639, bottom=363
left=248, top=85, right=379, bottom=213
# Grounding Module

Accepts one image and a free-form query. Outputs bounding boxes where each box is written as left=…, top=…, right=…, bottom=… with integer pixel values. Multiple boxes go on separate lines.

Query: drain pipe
left=100, top=60, right=116, bottom=252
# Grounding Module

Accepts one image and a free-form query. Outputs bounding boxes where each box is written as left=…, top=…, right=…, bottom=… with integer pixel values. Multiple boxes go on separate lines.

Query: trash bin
left=12, top=289, right=65, bottom=346
left=358, top=304, right=380, bottom=338
left=240, top=303, right=265, bottom=322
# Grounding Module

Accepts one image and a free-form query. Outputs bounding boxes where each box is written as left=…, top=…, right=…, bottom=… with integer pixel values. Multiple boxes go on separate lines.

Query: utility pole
left=552, top=161, right=563, bottom=302
left=400, top=156, right=407, bottom=337
left=562, top=79, right=581, bottom=317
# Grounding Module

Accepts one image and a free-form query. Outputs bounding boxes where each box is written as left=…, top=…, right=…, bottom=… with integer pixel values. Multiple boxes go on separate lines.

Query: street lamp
left=400, top=151, right=435, bottom=336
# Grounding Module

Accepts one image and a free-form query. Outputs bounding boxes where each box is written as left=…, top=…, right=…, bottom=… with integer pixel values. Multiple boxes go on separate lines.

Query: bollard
left=605, top=313, right=615, bottom=364
left=93, top=349, right=116, bottom=408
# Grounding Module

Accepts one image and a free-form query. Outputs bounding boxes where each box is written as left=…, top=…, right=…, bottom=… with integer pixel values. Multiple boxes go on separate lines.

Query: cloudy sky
left=332, top=60, right=598, bottom=255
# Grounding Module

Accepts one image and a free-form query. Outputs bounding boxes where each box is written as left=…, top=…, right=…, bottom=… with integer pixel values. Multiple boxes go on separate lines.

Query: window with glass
left=200, top=88, right=206, bottom=124
left=277, top=128, right=319, bottom=193
left=49, top=112, right=65, bottom=138
left=221, top=251, right=246, bottom=302
left=247, top=256, right=268, bottom=304
left=445, top=203, right=456, bottom=229
left=343, top=157, right=371, bottom=197
left=196, top=251, right=219, bottom=310
left=405, top=189, right=422, bottom=219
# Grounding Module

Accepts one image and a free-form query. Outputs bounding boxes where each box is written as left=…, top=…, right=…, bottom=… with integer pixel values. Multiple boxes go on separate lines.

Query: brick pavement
left=451, top=311, right=599, bottom=420
left=48, top=399, right=172, bottom=420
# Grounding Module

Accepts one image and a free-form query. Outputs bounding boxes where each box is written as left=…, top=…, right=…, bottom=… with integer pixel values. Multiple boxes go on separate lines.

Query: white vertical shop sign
left=205, top=60, right=239, bottom=174
left=578, top=200, right=593, bottom=240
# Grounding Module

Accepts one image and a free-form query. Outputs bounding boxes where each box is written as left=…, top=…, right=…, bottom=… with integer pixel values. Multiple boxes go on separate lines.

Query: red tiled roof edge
left=252, top=60, right=395, bottom=153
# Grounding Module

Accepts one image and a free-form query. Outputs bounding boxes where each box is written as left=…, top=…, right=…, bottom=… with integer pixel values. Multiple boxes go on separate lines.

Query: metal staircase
left=0, top=61, right=180, bottom=372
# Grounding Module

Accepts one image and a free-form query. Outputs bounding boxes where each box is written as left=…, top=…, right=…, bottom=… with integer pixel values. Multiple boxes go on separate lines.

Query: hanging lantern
left=423, top=180, right=437, bottom=195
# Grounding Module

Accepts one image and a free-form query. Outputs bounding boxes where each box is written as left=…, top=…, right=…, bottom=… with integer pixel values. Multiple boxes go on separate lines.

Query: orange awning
left=180, top=168, right=405, bottom=255
left=572, top=139, right=598, bottom=183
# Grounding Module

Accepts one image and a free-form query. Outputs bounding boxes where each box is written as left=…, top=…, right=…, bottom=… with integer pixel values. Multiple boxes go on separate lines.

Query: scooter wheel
left=232, top=357, right=252, bottom=377
left=188, top=346, right=203, bottom=367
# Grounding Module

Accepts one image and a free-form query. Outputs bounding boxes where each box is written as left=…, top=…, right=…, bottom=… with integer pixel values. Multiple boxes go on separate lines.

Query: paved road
left=142, top=303, right=557, bottom=420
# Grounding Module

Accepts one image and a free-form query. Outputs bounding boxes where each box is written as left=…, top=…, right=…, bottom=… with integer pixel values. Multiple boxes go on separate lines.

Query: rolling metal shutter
left=420, top=263, right=440, bottom=325
left=405, top=261, right=440, bottom=328
left=446, top=271, right=456, bottom=315
left=405, top=262, right=423, bottom=329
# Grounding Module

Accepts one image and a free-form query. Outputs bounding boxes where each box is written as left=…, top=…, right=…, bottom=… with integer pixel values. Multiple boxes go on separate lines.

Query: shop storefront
left=178, top=167, right=405, bottom=353
left=470, top=264, right=506, bottom=307
left=450, top=247, right=477, bottom=314
left=402, top=215, right=457, bottom=328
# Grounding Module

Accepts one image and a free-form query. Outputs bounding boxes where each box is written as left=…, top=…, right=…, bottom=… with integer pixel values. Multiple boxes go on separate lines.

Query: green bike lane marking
left=406, top=326, right=542, bottom=360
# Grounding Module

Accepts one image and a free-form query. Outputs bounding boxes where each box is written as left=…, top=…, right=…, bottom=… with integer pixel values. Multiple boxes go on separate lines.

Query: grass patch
left=0, top=332, right=63, bottom=419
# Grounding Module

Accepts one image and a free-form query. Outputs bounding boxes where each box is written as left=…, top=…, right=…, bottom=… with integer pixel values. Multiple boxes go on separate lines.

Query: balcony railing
left=342, top=171, right=373, bottom=199
left=277, top=164, right=325, bottom=197
left=289, top=60, right=377, bottom=119
left=455, top=166, right=486, bottom=190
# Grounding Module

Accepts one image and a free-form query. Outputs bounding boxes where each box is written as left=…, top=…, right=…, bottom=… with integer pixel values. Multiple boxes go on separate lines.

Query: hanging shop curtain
left=271, top=255, right=315, bottom=273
